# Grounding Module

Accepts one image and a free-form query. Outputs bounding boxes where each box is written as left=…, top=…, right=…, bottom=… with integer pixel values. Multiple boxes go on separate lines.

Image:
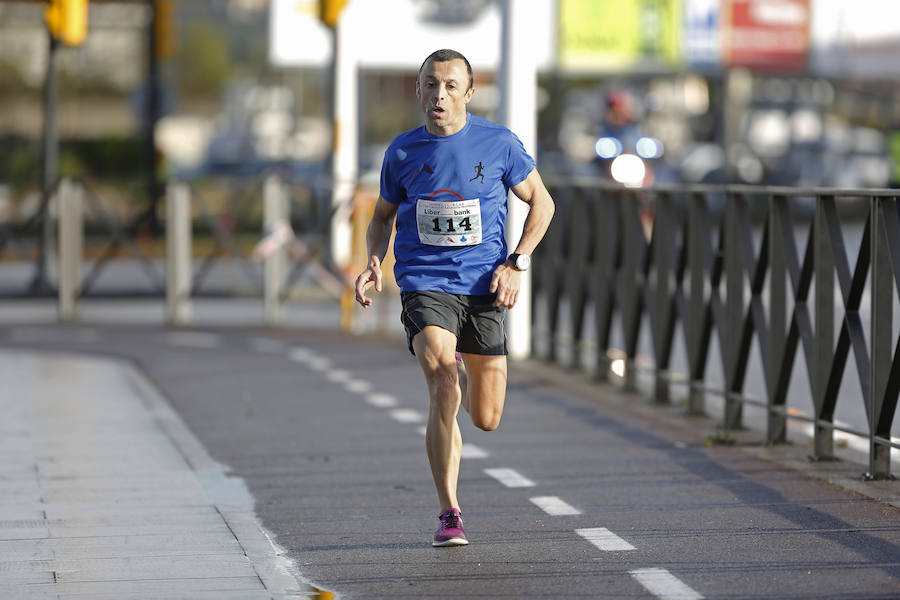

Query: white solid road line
left=575, top=527, right=636, bottom=551
left=630, top=568, right=704, bottom=600
left=484, top=468, right=535, bottom=488
left=390, top=408, right=424, bottom=423
left=530, top=496, right=581, bottom=516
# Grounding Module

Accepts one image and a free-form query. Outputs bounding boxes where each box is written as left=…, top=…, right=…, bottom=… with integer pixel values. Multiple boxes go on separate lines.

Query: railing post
left=166, top=181, right=192, bottom=325
left=621, top=192, right=641, bottom=393
left=724, top=193, right=744, bottom=429
left=687, top=192, right=706, bottom=415
left=767, top=194, right=787, bottom=444
left=813, top=196, right=835, bottom=460
left=263, top=174, right=288, bottom=326
left=869, top=196, right=892, bottom=478
left=57, top=178, right=83, bottom=322
left=653, top=192, right=672, bottom=404
left=593, top=191, right=616, bottom=381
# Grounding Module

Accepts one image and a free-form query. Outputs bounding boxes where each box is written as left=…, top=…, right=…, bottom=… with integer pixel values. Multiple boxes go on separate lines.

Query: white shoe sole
left=432, top=537, right=469, bottom=547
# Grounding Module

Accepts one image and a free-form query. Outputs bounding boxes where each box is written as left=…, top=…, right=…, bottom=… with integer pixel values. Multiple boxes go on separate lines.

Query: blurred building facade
left=1, top=0, right=900, bottom=195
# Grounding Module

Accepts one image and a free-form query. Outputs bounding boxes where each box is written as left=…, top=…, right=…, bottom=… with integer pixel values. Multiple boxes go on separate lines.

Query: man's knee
left=423, top=360, right=458, bottom=394
left=471, top=410, right=501, bottom=431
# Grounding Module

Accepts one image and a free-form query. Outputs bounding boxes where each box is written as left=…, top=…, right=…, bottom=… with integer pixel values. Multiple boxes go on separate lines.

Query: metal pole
left=329, top=6, right=356, bottom=270
left=166, top=182, right=192, bottom=325
left=58, top=178, right=83, bottom=321
left=263, top=175, right=288, bottom=325
left=32, top=32, right=60, bottom=294
left=145, top=0, right=162, bottom=235
left=500, top=0, right=537, bottom=360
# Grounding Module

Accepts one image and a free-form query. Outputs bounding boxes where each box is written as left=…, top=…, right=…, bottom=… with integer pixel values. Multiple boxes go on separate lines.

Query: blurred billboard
left=557, top=0, right=681, bottom=72
left=269, top=0, right=555, bottom=71
left=725, top=0, right=810, bottom=73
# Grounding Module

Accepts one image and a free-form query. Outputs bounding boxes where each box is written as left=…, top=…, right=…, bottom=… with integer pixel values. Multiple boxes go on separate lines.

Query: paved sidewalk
left=0, top=348, right=317, bottom=599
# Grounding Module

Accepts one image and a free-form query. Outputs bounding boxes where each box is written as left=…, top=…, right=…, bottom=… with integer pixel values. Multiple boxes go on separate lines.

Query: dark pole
left=32, top=31, right=60, bottom=294
left=145, top=0, right=161, bottom=235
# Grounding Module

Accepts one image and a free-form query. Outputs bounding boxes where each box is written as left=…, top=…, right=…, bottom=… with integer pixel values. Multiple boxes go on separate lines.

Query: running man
left=354, top=49, right=555, bottom=547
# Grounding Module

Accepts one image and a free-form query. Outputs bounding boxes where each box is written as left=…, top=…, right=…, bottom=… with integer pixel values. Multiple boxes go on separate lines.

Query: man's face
left=416, top=58, right=474, bottom=135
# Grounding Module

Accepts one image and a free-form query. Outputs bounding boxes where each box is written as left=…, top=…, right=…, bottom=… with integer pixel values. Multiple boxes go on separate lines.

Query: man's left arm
left=490, top=168, right=556, bottom=308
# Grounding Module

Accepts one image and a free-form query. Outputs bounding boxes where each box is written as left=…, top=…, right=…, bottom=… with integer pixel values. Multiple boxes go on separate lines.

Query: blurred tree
left=176, top=21, right=229, bottom=98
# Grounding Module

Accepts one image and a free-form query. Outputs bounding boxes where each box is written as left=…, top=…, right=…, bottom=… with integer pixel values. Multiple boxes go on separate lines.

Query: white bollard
left=57, top=178, right=83, bottom=322
left=263, top=175, right=289, bottom=325
left=166, top=182, right=192, bottom=325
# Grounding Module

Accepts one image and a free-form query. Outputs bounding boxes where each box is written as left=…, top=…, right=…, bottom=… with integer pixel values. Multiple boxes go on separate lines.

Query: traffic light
left=319, top=0, right=347, bottom=28
left=45, top=0, right=88, bottom=47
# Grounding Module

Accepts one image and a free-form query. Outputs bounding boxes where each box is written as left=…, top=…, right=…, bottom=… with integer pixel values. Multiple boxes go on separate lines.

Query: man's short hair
left=418, top=49, right=473, bottom=91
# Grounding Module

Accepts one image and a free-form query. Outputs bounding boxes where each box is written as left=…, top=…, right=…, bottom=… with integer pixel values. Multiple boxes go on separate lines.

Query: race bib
left=416, top=198, right=482, bottom=246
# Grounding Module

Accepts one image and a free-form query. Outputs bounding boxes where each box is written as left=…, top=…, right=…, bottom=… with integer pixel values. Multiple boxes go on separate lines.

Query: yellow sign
left=559, top=0, right=681, bottom=72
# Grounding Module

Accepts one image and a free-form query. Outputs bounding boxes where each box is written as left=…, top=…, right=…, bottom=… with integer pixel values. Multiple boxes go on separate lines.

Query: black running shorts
left=400, top=291, right=508, bottom=356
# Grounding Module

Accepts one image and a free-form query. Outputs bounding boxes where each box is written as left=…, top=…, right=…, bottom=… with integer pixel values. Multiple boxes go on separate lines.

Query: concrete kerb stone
left=122, top=361, right=314, bottom=599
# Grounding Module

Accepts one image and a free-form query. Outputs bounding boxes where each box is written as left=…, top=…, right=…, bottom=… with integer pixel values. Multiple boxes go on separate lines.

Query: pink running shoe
left=433, top=508, right=468, bottom=547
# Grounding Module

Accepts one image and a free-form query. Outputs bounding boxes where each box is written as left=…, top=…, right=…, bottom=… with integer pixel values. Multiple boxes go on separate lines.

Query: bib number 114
left=432, top=216, right=473, bottom=233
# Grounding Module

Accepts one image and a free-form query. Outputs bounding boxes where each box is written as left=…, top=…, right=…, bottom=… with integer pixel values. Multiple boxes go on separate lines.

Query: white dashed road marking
left=306, top=357, right=332, bottom=371
left=165, top=332, right=222, bottom=348
left=344, top=379, right=372, bottom=394
left=484, top=468, right=535, bottom=488
left=575, top=528, right=636, bottom=551
left=630, top=568, right=704, bottom=600
left=325, top=369, right=352, bottom=383
left=461, top=444, right=489, bottom=459
left=367, top=393, right=399, bottom=408
left=288, top=347, right=314, bottom=362
left=390, top=409, right=424, bottom=423
left=248, top=337, right=285, bottom=354
left=530, top=496, right=581, bottom=516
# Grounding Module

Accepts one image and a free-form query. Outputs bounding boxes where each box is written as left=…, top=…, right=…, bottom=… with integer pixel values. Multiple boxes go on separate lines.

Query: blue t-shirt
left=380, top=114, right=535, bottom=294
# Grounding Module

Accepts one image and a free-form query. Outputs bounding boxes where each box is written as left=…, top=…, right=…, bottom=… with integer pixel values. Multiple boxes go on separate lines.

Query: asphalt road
left=3, top=323, right=899, bottom=599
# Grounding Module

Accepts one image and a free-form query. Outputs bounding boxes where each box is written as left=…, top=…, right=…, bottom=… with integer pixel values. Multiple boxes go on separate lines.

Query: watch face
left=515, top=254, right=531, bottom=271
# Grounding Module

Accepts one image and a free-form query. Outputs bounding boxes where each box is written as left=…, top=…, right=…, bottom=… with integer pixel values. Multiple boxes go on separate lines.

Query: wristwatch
left=508, top=253, right=531, bottom=272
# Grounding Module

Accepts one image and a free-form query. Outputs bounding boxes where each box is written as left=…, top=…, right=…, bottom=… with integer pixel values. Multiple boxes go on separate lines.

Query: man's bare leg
left=459, top=353, right=507, bottom=431
left=456, top=353, right=470, bottom=415
left=413, top=326, right=463, bottom=511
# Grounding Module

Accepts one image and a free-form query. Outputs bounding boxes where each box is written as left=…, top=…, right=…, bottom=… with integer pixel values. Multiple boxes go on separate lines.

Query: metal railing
left=537, top=179, right=899, bottom=480
left=0, top=173, right=346, bottom=314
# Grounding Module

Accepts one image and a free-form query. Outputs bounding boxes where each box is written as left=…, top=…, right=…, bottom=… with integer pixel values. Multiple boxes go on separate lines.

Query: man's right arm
left=354, top=196, right=398, bottom=307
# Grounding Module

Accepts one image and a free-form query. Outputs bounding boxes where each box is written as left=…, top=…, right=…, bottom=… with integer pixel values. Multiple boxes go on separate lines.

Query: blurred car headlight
left=595, top=136, right=623, bottom=159
left=610, top=154, right=646, bottom=187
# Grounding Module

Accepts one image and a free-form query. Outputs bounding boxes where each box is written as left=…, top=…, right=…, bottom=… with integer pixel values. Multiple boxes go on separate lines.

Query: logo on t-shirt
left=469, top=161, right=485, bottom=184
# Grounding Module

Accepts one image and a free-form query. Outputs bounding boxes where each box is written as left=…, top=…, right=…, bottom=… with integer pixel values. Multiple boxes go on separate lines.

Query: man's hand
left=490, top=261, right=521, bottom=308
left=355, top=256, right=383, bottom=308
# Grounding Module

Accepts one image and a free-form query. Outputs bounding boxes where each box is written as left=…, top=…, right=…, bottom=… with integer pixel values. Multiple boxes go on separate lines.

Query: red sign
left=727, top=0, right=810, bottom=72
